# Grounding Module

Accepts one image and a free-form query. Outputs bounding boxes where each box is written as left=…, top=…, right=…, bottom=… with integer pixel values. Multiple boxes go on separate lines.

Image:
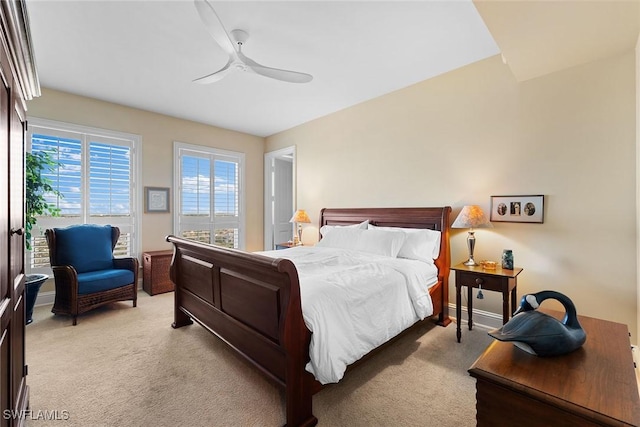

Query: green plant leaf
left=25, top=151, right=64, bottom=250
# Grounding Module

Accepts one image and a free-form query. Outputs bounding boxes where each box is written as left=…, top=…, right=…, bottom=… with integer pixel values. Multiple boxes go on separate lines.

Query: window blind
left=174, top=142, right=244, bottom=249
left=27, top=119, right=139, bottom=272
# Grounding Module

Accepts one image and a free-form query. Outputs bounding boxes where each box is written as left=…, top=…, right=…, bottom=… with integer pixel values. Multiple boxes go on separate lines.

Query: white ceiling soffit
left=474, top=0, right=640, bottom=82
left=26, top=0, right=500, bottom=137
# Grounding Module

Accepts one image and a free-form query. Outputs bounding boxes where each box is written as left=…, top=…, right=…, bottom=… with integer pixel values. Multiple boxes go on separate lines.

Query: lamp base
left=297, top=224, right=303, bottom=246
left=464, top=230, right=478, bottom=266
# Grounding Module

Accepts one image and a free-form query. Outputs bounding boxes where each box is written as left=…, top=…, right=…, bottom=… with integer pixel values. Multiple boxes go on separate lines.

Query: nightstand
left=142, top=250, right=174, bottom=295
left=451, top=262, right=523, bottom=343
left=275, top=242, right=296, bottom=250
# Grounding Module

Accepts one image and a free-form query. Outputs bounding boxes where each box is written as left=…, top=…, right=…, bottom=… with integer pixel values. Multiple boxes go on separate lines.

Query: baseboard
left=34, top=290, right=55, bottom=307
left=447, top=303, right=503, bottom=330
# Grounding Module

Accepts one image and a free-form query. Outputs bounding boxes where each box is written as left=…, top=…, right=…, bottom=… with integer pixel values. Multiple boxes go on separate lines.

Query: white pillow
left=319, top=219, right=369, bottom=237
left=368, top=225, right=441, bottom=263
left=316, top=227, right=406, bottom=258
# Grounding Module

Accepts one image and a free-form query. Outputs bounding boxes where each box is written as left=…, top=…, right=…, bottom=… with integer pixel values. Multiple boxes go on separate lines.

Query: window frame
left=173, top=141, right=246, bottom=250
left=26, top=117, right=142, bottom=273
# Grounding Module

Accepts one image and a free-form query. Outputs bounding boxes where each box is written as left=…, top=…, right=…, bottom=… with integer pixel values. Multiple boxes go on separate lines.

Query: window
left=27, top=118, right=140, bottom=273
left=174, top=142, right=245, bottom=249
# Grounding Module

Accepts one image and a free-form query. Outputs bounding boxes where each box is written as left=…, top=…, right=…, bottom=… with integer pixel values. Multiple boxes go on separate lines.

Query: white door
left=264, top=147, right=295, bottom=250
left=273, top=158, right=293, bottom=244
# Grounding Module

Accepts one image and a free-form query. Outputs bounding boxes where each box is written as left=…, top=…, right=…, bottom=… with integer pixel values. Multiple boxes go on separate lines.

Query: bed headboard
left=319, top=207, right=452, bottom=282
left=320, top=207, right=450, bottom=231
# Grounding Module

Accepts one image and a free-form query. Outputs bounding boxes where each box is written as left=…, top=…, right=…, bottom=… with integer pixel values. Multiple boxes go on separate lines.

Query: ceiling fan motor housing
left=230, top=29, right=249, bottom=46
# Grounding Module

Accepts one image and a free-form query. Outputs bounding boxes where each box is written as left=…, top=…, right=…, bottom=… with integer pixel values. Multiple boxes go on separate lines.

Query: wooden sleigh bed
left=166, top=207, right=452, bottom=426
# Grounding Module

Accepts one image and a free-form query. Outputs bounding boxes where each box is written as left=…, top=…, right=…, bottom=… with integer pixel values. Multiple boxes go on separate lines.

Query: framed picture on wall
left=145, top=187, right=170, bottom=213
left=490, top=195, right=544, bottom=223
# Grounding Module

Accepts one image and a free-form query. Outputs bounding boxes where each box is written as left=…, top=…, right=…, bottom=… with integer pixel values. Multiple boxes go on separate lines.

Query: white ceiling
left=25, top=1, right=640, bottom=138
left=26, top=0, right=500, bottom=137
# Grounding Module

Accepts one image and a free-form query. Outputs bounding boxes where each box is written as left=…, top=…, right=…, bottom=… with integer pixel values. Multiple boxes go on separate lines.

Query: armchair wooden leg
left=72, top=316, right=77, bottom=326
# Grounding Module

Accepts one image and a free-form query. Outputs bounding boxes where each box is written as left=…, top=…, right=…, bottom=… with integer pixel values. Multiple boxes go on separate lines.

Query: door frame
left=264, top=146, right=296, bottom=250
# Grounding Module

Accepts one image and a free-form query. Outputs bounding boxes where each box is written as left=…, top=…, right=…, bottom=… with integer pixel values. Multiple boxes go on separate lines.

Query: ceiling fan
left=193, top=0, right=313, bottom=84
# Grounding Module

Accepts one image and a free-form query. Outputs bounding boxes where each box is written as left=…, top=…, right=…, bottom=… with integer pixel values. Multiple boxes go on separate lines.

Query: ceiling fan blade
left=193, top=60, right=233, bottom=84
left=193, top=0, right=236, bottom=57
left=239, top=52, right=313, bottom=84
left=250, top=65, right=313, bottom=84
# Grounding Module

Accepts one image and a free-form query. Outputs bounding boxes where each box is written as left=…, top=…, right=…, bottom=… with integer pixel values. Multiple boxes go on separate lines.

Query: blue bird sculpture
left=488, top=290, right=586, bottom=357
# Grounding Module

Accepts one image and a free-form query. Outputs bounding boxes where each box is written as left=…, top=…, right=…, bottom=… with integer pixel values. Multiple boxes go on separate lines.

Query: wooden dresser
left=142, top=250, right=174, bottom=295
left=469, top=309, right=640, bottom=426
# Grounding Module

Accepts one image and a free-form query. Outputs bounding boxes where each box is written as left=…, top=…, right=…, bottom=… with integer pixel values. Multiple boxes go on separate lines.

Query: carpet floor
left=25, top=292, right=492, bottom=426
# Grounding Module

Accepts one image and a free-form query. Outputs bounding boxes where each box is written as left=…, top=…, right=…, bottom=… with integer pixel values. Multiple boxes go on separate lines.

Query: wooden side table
left=275, top=242, right=295, bottom=250
left=142, top=250, right=174, bottom=295
left=452, top=263, right=523, bottom=342
left=276, top=242, right=310, bottom=250
left=469, top=309, right=640, bottom=426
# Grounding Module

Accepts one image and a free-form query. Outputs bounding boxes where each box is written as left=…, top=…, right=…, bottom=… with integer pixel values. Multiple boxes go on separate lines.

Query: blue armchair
left=45, top=224, right=138, bottom=325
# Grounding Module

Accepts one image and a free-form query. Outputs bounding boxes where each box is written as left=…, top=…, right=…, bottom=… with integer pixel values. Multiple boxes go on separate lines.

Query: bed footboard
left=166, top=206, right=451, bottom=426
left=166, top=236, right=317, bottom=427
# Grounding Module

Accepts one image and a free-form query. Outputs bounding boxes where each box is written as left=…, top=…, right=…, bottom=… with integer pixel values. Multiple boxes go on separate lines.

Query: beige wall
left=26, top=88, right=265, bottom=253
left=267, top=52, right=638, bottom=342
left=27, top=52, right=638, bottom=342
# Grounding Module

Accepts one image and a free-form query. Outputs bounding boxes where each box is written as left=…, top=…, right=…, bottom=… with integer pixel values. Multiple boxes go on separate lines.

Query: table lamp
left=289, top=209, right=311, bottom=245
left=451, top=205, right=493, bottom=266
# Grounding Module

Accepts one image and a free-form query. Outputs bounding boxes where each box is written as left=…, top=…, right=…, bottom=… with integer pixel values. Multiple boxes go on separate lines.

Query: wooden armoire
left=0, top=1, right=40, bottom=426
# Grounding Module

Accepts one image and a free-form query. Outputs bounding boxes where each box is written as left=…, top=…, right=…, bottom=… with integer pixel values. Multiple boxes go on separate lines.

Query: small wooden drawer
left=457, top=271, right=503, bottom=292
left=143, top=250, right=174, bottom=295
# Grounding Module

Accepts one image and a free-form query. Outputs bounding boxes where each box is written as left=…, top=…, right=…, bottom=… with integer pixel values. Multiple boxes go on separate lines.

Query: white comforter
left=259, top=246, right=438, bottom=384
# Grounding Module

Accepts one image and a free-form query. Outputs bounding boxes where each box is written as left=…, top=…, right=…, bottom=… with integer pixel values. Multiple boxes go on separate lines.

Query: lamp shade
left=451, top=205, right=493, bottom=229
left=289, top=209, right=311, bottom=224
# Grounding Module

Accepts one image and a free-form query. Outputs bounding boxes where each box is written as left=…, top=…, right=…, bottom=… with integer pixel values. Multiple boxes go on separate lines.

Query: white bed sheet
left=259, top=246, right=438, bottom=384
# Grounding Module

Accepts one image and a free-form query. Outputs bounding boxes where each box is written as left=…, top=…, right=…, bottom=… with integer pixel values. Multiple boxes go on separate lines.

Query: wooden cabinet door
left=0, top=2, right=39, bottom=426
left=0, top=56, right=10, bottom=427
left=9, top=93, right=27, bottom=426
left=0, top=47, right=28, bottom=427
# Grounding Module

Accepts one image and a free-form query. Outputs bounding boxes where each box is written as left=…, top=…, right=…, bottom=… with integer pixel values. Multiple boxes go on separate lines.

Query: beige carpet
left=25, top=292, right=492, bottom=427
